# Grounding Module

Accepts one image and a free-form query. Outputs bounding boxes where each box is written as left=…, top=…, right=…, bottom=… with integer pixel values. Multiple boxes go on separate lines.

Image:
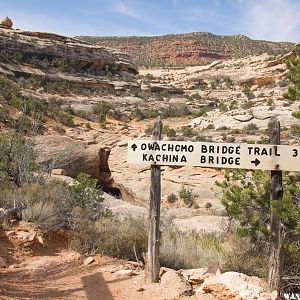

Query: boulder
left=181, top=268, right=210, bottom=284
left=150, top=83, right=184, bottom=95
left=196, top=272, right=271, bottom=300
left=115, top=269, right=139, bottom=277
left=0, top=256, right=8, bottom=268
left=34, top=135, right=100, bottom=179
left=83, top=257, right=95, bottom=266
left=1, top=17, right=13, bottom=28
left=160, top=270, right=194, bottom=299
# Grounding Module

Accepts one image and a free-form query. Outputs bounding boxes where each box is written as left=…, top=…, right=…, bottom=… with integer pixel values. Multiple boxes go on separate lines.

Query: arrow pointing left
left=131, top=144, right=138, bottom=151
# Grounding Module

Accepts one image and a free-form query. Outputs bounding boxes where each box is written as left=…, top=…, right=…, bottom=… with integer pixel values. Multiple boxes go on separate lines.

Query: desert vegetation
left=216, top=170, right=300, bottom=290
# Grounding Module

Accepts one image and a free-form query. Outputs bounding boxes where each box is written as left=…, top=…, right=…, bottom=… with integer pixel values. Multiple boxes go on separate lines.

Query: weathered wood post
left=268, top=116, right=285, bottom=298
left=147, top=116, right=162, bottom=283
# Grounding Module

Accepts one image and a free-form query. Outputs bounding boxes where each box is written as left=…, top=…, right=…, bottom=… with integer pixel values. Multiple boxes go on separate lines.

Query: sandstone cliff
left=78, top=32, right=294, bottom=67
left=0, top=27, right=138, bottom=75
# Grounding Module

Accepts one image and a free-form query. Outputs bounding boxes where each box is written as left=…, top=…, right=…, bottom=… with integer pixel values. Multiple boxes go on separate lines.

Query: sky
left=0, top=0, right=300, bottom=42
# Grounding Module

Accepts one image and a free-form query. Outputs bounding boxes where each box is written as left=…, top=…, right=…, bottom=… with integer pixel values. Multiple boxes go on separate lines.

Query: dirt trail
left=0, top=223, right=195, bottom=300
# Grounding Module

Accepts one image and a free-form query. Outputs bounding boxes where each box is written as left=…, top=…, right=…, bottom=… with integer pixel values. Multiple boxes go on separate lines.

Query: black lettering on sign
left=188, top=145, right=194, bottom=153
left=275, top=146, right=280, bottom=157
left=148, top=143, right=155, bottom=151
left=248, top=146, right=280, bottom=157
left=200, top=155, right=241, bottom=166
left=141, top=143, right=194, bottom=153
left=261, top=148, right=268, bottom=156
left=141, top=154, right=184, bottom=163
left=168, top=144, right=174, bottom=151
left=204, top=145, right=241, bottom=155
left=293, top=149, right=298, bottom=157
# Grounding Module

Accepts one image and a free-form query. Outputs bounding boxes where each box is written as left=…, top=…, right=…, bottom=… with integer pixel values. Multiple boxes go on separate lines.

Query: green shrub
left=292, top=111, right=300, bottom=119
left=167, top=193, right=178, bottom=203
left=0, top=50, right=24, bottom=63
left=223, top=76, right=234, bottom=87
left=181, top=126, right=193, bottom=137
left=56, top=112, right=74, bottom=126
left=163, top=125, right=176, bottom=138
left=178, top=185, right=196, bottom=207
left=48, top=97, right=63, bottom=114
left=53, top=126, right=66, bottom=134
left=242, top=101, right=254, bottom=109
left=22, top=201, right=62, bottom=229
left=223, top=234, right=268, bottom=278
left=71, top=216, right=147, bottom=260
left=0, top=107, right=10, bottom=123
left=205, top=202, right=212, bottom=209
left=206, top=124, right=215, bottom=130
left=93, top=101, right=113, bottom=124
left=193, top=107, right=208, bottom=117
left=0, top=76, right=21, bottom=103
left=216, top=169, right=300, bottom=288
left=0, top=130, right=38, bottom=186
left=2, top=181, right=73, bottom=229
left=218, top=102, right=228, bottom=112
left=242, top=123, right=259, bottom=134
left=243, top=87, right=255, bottom=100
left=51, top=57, right=73, bottom=72
left=161, top=229, right=225, bottom=270
left=291, top=124, right=300, bottom=136
left=161, top=105, right=191, bottom=118
left=284, top=45, right=300, bottom=101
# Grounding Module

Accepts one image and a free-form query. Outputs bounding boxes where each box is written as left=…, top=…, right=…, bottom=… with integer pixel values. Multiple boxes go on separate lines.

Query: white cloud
left=239, top=0, right=300, bottom=42
left=114, top=1, right=143, bottom=20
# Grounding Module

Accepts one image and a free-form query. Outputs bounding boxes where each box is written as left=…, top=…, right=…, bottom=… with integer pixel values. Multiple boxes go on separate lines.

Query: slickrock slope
left=139, top=53, right=300, bottom=139
left=78, top=32, right=294, bottom=67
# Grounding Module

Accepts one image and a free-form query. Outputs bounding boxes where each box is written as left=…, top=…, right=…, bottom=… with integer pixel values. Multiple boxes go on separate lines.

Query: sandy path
left=0, top=225, right=196, bottom=300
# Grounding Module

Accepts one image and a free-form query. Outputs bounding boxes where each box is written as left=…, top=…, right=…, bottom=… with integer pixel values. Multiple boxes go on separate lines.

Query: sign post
left=268, top=117, right=285, bottom=299
left=147, top=117, right=162, bottom=283
left=128, top=116, right=298, bottom=292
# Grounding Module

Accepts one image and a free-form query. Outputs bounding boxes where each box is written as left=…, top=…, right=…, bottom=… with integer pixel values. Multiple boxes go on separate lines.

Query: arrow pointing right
left=251, top=158, right=261, bottom=166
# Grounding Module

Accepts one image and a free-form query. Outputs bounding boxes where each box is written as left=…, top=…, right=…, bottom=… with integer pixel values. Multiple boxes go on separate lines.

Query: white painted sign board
left=127, top=140, right=300, bottom=171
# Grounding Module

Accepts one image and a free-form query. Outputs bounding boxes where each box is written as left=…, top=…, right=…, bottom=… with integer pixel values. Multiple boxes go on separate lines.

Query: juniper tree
left=284, top=45, right=300, bottom=101
left=216, top=170, right=300, bottom=290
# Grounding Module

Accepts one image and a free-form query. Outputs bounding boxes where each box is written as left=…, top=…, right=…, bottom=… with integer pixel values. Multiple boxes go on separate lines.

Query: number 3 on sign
left=293, top=149, right=298, bottom=157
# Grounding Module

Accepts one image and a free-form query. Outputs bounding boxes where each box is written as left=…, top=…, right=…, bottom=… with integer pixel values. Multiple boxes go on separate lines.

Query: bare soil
left=0, top=223, right=196, bottom=300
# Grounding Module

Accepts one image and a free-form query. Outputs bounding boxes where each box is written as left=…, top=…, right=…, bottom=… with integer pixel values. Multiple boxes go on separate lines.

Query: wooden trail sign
left=128, top=140, right=300, bottom=171
left=127, top=116, right=291, bottom=294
